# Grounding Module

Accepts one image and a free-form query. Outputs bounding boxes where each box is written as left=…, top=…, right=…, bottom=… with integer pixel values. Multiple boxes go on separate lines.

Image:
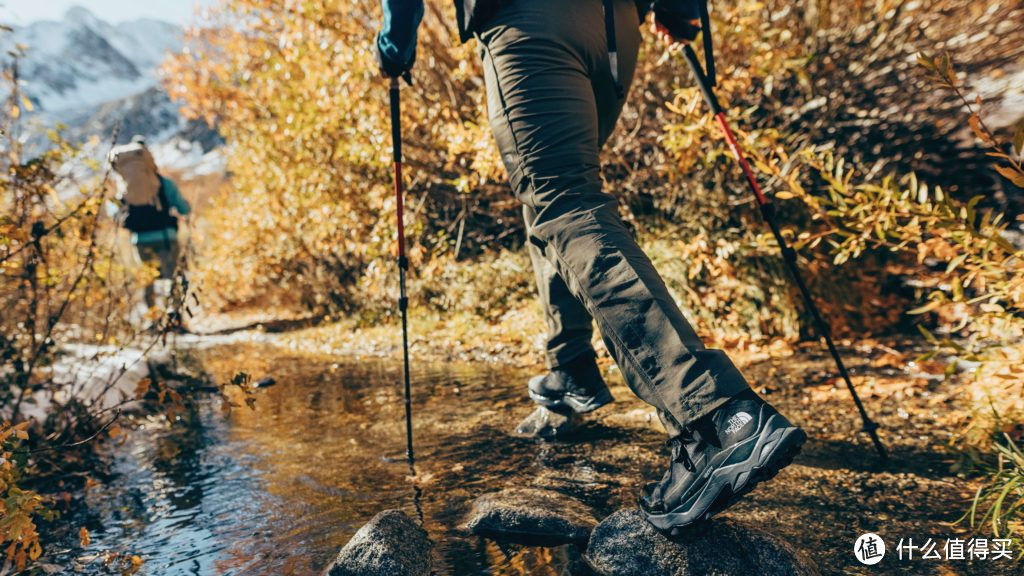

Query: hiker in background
left=376, top=0, right=806, bottom=533
left=108, top=135, right=190, bottom=311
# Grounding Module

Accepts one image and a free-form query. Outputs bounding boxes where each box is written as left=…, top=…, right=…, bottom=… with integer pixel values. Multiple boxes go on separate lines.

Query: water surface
left=59, top=340, right=1003, bottom=575
left=65, top=342, right=642, bottom=575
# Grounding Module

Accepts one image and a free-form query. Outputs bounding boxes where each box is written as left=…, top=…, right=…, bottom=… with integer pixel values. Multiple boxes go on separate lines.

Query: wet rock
left=512, top=406, right=580, bottom=440
left=322, top=509, right=432, bottom=576
left=585, top=509, right=818, bottom=576
left=463, top=488, right=598, bottom=545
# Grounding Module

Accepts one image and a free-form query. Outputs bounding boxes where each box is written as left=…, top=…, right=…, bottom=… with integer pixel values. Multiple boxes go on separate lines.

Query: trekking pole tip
left=862, top=420, right=888, bottom=461
left=872, top=437, right=889, bottom=462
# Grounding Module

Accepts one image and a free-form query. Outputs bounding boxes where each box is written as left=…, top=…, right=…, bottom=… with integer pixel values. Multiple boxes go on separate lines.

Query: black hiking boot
left=639, top=389, right=806, bottom=534
left=528, top=353, right=614, bottom=414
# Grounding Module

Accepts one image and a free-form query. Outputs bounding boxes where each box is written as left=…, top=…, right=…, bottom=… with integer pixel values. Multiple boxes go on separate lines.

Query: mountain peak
left=64, top=6, right=103, bottom=28
left=9, top=6, right=182, bottom=115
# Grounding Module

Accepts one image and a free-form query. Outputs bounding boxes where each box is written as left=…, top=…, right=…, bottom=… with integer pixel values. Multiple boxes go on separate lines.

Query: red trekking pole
left=682, top=25, right=887, bottom=460
left=388, top=77, right=415, bottom=469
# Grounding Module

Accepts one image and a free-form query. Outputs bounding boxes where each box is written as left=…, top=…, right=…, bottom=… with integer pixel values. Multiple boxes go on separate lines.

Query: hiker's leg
left=159, top=240, right=183, bottom=321
left=481, top=0, right=749, bottom=434
left=157, top=240, right=180, bottom=280
left=136, top=244, right=159, bottom=308
left=524, top=205, right=595, bottom=369
left=522, top=0, right=640, bottom=372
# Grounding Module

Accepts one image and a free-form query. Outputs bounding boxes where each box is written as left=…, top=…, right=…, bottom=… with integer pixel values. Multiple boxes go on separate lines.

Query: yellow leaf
left=135, top=378, right=152, bottom=399
left=907, top=300, right=943, bottom=315
left=9, top=104, right=20, bottom=119
left=79, top=526, right=91, bottom=547
left=968, top=114, right=990, bottom=144
left=993, top=164, right=1024, bottom=188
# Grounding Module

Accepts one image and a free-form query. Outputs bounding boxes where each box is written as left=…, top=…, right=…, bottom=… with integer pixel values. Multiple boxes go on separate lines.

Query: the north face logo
left=724, top=412, right=753, bottom=436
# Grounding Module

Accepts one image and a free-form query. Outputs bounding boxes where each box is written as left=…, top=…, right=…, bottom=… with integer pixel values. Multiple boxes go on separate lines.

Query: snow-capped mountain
left=8, top=6, right=181, bottom=114
left=3, top=6, right=222, bottom=172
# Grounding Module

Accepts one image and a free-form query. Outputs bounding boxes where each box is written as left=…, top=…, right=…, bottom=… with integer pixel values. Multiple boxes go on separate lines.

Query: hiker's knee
left=527, top=198, right=623, bottom=264
left=519, top=152, right=606, bottom=205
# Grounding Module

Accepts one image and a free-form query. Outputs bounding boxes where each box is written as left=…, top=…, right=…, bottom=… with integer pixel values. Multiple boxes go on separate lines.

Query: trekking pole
left=388, top=77, right=416, bottom=470
left=681, top=44, right=888, bottom=461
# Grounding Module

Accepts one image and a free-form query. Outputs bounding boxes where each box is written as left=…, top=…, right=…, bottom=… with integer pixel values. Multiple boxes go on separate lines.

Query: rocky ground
left=187, top=323, right=1017, bottom=575
left=44, top=315, right=1020, bottom=575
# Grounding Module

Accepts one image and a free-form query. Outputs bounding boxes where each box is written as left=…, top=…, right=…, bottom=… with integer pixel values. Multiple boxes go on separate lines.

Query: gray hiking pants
left=479, top=0, right=750, bottom=434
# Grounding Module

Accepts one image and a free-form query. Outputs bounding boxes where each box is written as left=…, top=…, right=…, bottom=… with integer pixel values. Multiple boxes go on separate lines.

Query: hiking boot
left=639, top=389, right=806, bottom=534
left=528, top=353, right=614, bottom=414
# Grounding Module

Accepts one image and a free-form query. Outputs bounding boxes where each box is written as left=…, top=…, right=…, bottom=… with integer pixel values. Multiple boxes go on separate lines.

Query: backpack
left=109, top=142, right=161, bottom=205
left=109, top=143, right=178, bottom=233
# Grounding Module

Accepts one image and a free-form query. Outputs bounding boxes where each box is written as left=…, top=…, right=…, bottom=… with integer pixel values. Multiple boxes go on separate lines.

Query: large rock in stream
left=463, top=488, right=598, bottom=545
left=585, top=509, right=819, bottom=576
left=322, top=509, right=432, bottom=576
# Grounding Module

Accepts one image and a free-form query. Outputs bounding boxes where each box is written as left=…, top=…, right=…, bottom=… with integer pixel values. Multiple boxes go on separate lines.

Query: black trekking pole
left=681, top=24, right=887, bottom=460
left=388, top=76, right=416, bottom=471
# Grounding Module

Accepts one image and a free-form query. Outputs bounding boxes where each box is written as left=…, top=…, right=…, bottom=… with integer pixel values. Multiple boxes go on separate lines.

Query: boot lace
left=668, top=434, right=696, bottom=472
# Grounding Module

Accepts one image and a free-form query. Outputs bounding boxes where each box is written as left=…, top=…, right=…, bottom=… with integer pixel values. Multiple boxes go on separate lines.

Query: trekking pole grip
left=389, top=78, right=402, bottom=163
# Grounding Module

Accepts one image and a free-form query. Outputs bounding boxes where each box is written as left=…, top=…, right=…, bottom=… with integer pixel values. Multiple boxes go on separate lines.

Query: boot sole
left=642, top=413, right=806, bottom=533
left=528, top=386, right=614, bottom=414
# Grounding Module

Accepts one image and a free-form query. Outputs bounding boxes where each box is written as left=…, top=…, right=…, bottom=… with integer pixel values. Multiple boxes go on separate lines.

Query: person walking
left=108, top=136, right=191, bottom=311
left=376, top=0, right=806, bottom=532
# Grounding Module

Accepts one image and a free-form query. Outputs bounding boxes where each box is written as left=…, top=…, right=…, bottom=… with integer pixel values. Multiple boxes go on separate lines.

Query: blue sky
left=3, top=1, right=216, bottom=25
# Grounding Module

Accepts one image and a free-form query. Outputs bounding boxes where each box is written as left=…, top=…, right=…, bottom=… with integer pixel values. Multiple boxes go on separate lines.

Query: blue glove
left=376, top=33, right=416, bottom=79
left=376, top=0, right=424, bottom=78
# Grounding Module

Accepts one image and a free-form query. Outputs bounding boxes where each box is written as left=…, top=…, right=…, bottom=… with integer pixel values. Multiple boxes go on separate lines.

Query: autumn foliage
left=165, top=0, right=497, bottom=316
left=163, top=0, right=1024, bottom=538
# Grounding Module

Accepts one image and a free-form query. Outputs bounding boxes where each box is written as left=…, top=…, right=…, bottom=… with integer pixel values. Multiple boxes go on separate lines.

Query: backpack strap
left=155, top=176, right=173, bottom=218
left=153, top=172, right=165, bottom=211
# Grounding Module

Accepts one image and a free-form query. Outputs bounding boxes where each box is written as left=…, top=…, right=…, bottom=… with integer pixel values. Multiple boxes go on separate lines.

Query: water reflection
left=62, top=343, right=634, bottom=575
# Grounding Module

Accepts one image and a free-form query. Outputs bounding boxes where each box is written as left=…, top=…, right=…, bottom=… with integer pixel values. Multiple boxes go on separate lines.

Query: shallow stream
left=61, top=342, right=635, bottom=575
left=56, top=340, right=1011, bottom=575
